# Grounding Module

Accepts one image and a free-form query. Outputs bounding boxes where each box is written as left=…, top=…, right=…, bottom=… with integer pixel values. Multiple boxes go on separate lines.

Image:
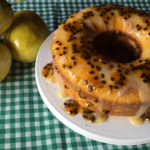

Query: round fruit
left=0, top=43, right=12, bottom=82
left=4, top=10, right=49, bottom=63
left=0, top=0, right=14, bottom=35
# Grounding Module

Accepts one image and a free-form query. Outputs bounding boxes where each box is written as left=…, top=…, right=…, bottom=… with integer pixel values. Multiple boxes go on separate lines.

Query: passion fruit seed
left=62, top=99, right=79, bottom=116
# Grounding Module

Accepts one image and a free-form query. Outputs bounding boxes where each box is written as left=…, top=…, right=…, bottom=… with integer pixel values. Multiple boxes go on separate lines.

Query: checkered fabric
left=1, top=0, right=150, bottom=149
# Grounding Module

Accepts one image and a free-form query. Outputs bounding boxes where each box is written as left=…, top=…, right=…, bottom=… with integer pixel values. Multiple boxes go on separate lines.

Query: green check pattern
left=0, top=0, right=150, bottom=149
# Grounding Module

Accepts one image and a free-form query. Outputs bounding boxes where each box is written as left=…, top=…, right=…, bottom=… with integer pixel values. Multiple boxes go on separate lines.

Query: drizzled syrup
left=42, top=63, right=56, bottom=83
left=42, top=62, right=149, bottom=125
left=62, top=99, right=108, bottom=123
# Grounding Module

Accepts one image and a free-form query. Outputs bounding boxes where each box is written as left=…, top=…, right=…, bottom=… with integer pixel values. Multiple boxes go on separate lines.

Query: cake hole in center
left=93, top=31, right=141, bottom=64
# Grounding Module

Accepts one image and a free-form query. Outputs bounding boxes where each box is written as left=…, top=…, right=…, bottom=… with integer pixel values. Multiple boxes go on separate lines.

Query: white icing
left=129, top=116, right=144, bottom=125
left=120, top=70, right=150, bottom=117
left=58, top=90, right=68, bottom=98
left=94, top=112, right=108, bottom=123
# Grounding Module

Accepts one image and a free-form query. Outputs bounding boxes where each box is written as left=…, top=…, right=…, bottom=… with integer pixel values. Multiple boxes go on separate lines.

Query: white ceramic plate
left=35, top=32, right=150, bottom=145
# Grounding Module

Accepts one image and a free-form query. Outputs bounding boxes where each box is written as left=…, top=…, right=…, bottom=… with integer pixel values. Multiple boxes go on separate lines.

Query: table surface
left=1, top=0, right=150, bottom=149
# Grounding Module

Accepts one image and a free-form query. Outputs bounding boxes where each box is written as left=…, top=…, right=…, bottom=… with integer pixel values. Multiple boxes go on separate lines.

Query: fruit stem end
left=11, top=0, right=26, bottom=6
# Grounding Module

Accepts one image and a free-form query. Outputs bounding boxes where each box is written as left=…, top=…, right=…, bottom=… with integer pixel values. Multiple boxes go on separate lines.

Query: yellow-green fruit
left=4, top=10, right=49, bottom=63
left=0, top=0, right=14, bottom=35
left=0, top=43, right=12, bottom=82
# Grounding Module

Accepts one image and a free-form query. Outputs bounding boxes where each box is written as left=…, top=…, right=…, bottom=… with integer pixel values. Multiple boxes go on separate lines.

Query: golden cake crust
left=53, top=67, right=141, bottom=116
left=51, top=4, right=150, bottom=117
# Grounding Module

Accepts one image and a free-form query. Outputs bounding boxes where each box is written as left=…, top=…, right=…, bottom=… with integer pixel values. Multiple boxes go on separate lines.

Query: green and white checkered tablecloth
left=1, top=0, right=150, bottom=149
